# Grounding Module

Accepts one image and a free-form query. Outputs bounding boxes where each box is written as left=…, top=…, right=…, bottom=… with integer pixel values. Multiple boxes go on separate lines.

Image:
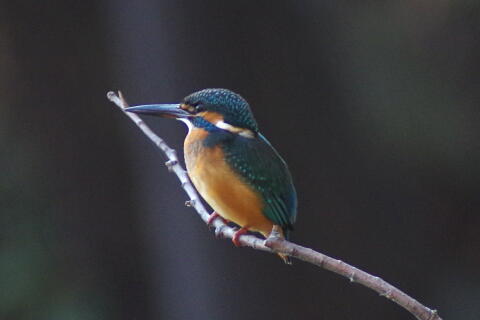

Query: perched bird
left=126, top=89, right=297, bottom=263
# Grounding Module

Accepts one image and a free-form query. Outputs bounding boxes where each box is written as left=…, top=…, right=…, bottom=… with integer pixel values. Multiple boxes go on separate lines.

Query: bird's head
left=125, top=88, right=258, bottom=138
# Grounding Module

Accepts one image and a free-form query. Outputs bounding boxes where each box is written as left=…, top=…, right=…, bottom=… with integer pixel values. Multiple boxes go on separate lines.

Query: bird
left=125, top=89, right=297, bottom=263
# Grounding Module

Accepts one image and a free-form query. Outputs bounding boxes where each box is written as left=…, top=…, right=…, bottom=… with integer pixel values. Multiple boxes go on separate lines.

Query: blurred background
left=1, top=1, right=479, bottom=319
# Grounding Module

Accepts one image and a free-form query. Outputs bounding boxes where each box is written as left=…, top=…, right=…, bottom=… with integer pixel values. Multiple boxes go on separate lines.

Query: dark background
left=1, top=1, right=479, bottom=319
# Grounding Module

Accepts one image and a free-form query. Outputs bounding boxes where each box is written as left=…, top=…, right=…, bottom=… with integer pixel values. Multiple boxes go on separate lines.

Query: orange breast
left=184, top=128, right=273, bottom=236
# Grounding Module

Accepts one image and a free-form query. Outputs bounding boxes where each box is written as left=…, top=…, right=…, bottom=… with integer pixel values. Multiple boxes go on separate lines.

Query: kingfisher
left=126, top=89, right=297, bottom=263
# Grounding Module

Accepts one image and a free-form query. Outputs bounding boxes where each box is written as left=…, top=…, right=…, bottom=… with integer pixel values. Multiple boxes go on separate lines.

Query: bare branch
left=107, top=91, right=442, bottom=320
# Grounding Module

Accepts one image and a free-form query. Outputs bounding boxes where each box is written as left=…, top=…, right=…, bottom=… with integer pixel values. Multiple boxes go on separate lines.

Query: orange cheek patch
left=198, top=111, right=224, bottom=123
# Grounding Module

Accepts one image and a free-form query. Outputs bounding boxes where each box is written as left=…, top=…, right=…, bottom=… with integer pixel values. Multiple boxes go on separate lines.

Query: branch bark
left=107, top=91, right=442, bottom=320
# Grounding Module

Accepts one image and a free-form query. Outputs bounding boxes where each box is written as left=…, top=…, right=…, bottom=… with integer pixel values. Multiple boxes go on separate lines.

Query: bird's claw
left=207, top=212, right=227, bottom=227
left=232, top=227, right=249, bottom=247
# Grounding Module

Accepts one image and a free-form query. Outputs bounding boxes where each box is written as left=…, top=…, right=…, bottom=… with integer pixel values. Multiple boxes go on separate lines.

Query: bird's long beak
left=125, top=104, right=190, bottom=119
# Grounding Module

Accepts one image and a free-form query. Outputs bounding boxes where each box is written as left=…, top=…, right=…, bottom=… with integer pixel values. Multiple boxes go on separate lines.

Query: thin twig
left=107, top=91, right=442, bottom=320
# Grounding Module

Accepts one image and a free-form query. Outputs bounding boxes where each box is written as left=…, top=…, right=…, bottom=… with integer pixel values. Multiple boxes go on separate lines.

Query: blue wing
left=220, top=132, right=297, bottom=233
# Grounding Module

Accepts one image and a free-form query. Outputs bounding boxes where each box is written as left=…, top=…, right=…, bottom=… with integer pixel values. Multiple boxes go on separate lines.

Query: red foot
left=207, top=212, right=228, bottom=227
left=232, top=227, right=249, bottom=247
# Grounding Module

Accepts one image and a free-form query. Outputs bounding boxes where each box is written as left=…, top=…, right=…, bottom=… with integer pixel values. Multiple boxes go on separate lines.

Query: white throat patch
left=178, top=118, right=193, bottom=132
